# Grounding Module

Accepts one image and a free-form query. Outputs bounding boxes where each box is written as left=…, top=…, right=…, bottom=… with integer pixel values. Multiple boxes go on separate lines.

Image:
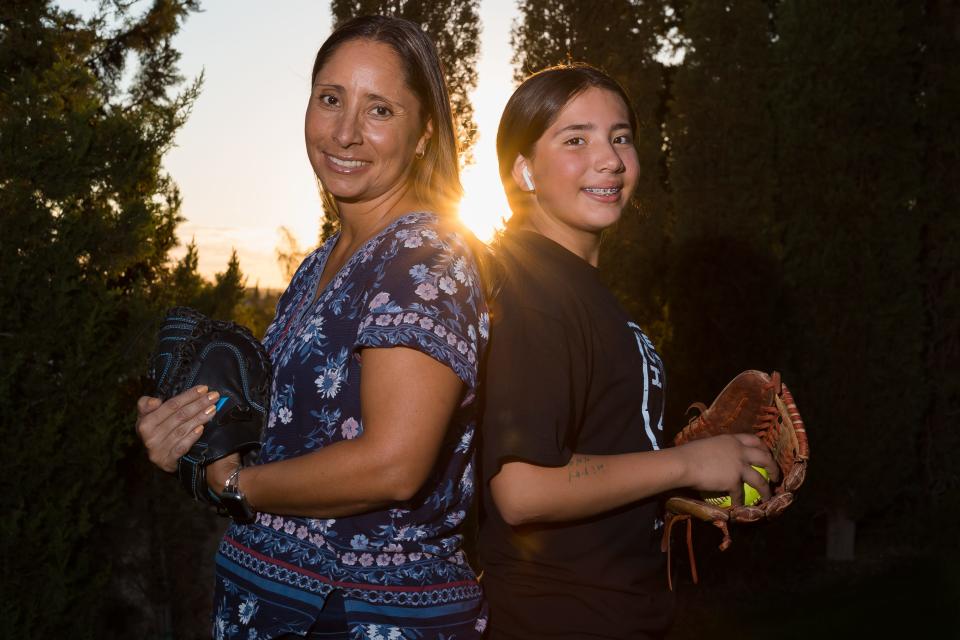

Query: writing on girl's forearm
left=566, top=454, right=606, bottom=484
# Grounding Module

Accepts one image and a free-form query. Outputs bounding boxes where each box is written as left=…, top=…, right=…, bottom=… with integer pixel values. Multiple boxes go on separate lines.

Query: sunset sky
left=159, top=1, right=517, bottom=290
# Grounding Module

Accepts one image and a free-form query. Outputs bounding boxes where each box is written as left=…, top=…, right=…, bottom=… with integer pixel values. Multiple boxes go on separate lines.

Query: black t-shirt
left=479, top=229, right=675, bottom=639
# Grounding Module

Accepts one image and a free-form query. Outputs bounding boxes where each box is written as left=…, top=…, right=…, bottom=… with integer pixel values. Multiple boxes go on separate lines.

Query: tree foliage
left=660, top=1, right=785, bottom=423
left=276, top=225, right=309, bottom=283
left=0, top=1, right=244, bottom=635
left=511, top=0, right=958, bottom=564
left=772, top=0, right=925, bottom=524
left=512, top=0, right=672, bottom=344
left=915, top=0, right=960, bottom=512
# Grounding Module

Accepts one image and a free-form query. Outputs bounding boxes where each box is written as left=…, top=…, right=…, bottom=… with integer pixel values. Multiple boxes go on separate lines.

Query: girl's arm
left=490, top=434, right=778, bottom=526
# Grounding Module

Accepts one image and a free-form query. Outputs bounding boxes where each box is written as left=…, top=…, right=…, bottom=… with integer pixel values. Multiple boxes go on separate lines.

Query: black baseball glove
left=148, top=307, right=271, bottom=505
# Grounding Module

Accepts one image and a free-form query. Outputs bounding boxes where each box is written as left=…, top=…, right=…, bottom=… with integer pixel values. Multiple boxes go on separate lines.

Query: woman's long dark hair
left=310, top=15, right=462, bottom=217
left=496, top=64, right=638, bottom=228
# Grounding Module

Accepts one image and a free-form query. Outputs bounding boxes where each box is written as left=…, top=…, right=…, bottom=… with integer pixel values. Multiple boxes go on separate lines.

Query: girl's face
left=305, top=38, right=431, bottom=206
left=521, top=87, right=638, bottom=236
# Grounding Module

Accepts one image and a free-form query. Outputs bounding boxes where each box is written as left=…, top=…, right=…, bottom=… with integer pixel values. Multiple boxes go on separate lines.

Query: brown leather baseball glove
left=660, top=370, right=809, bottom=589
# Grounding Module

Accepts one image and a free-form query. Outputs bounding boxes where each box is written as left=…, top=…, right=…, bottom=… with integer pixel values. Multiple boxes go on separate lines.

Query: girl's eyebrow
left=554, top=122, right=632, bottom=135
left=555, top=123, right=594, bottom=134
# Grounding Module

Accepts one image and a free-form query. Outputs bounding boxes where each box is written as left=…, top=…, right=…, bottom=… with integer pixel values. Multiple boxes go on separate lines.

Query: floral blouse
left=212, top=212, right=489, bottom=639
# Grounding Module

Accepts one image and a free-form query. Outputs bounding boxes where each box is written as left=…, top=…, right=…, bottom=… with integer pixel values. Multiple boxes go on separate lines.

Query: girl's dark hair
left=310, top=15, right=462, bottom=216
left=496, top=63, right=638, bottom=227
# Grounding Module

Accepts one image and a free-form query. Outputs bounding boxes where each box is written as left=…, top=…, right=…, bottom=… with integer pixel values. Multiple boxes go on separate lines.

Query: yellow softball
left=701, top=465, right=770, bottom=508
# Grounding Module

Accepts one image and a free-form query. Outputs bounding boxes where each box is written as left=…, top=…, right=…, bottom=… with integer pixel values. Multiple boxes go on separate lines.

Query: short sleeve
left=354, top=223, right=488, bottom=390
left=480, top=300, right=585, bottom=484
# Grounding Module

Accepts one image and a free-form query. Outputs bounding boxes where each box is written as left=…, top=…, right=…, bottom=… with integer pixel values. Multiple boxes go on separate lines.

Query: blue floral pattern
left=212, top=213, right=489, bottom=639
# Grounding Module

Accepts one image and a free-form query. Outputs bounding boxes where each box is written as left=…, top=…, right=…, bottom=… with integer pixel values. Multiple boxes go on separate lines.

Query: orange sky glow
left=159, top=1, right=517, bottom=290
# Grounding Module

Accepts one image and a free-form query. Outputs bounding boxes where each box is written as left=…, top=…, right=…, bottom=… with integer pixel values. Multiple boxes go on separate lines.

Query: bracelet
left=220, top=464, right=256, bottom=524
left=224, top=466, right=242, bottom=494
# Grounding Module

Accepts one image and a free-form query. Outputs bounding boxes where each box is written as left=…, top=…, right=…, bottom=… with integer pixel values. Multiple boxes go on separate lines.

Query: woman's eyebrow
left=310, top=85, right=406, bottom=109
left=367, top=92, right=399, bottom=105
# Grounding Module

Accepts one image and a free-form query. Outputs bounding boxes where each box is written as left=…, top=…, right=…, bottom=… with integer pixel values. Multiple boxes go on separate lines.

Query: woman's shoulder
left=367, top=212, right=481, bottom=273
left=357, top=211, right=483, bottom=298
left=386, top=211, right=474, bottom=249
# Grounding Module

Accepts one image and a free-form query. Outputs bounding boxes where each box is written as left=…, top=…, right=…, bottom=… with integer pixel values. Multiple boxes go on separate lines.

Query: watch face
left=221, top=490, right=256, bottom=524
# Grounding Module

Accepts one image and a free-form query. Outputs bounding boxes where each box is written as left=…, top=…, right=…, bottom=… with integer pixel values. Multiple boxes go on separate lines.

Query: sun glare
left=457, top=156, right=510, bottom=243
left=454, top=10, right=516, bottom=244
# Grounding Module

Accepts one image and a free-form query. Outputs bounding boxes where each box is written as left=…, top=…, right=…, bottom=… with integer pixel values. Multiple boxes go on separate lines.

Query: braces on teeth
left=584, top=187, right=620, bottom=195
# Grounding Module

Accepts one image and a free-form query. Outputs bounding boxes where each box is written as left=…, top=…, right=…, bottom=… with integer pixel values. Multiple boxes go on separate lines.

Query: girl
left=479, top=64, right=776, bottom=639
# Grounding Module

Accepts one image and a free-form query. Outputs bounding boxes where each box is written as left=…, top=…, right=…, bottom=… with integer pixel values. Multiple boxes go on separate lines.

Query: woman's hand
left=135, top=386, right=220, bottom=473
left=674, top=433, right=779, bottom=505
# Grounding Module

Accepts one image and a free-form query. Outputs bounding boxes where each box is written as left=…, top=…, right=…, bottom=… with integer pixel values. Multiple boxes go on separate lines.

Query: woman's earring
left=415, top=145, right=425, bottom=160
left=521, top=166, right=535, bottom=191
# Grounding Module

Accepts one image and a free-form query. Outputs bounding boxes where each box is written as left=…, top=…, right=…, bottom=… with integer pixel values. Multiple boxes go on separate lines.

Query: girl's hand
left=676, top=433, right=779, bottom=506
left=135, top=386, right=220, bottom=472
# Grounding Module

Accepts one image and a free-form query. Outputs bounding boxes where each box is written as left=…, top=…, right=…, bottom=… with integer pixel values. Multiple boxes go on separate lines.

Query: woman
left=479, top=64, right=777, bottom=639
left=136, top=16, right=488, bottom=640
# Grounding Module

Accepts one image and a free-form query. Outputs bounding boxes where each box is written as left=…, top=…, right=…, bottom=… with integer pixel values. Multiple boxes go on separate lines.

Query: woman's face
left=305, top=38, right=430, bottom=205
left=522, top=87, right=638, bottom=235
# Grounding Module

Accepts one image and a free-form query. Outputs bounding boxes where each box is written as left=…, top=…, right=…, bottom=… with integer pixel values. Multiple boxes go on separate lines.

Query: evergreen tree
left=235, top=284, right=283, bottom=341
left=195, top=249, right=246, bottom=320
left=660, top=0, right=784, bottom=424
left=916, top=0, right=960, bottom=517
left=170, top=240, right=207, bottom=305
left=772, top=0, right=925, bottom=559
left=0, top=1, right=243, bottom=635
left=512, top=0, right=672, bottom=345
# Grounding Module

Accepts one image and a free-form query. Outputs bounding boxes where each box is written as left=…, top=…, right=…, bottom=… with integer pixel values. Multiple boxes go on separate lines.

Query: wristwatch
left=220, top=467, right=256, bottom=523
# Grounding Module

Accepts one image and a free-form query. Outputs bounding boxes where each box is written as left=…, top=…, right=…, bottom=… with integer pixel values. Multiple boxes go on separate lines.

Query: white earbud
left=521, top=165, right=535, bottom=191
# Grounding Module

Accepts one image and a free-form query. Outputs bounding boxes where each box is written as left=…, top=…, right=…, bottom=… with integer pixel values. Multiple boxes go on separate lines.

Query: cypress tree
left=916, top=0, right=960, bottom=517
left=661, top=0, right=784, bottom=424
left=773, top=0, right=925, bottom=559
left=0, top=1, right=246, bottom=634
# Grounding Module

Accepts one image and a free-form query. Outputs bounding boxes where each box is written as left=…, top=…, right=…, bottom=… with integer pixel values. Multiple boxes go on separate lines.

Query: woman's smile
left=324, top=152, right=372, bottom=173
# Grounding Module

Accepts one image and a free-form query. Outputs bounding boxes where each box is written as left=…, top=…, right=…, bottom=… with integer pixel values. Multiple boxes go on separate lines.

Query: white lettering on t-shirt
left=627, top=322, right=663, bottom=451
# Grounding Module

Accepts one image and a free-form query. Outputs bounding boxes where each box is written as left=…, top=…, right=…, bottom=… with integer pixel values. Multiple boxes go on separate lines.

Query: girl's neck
left=520, top=215, right=602, bottom=267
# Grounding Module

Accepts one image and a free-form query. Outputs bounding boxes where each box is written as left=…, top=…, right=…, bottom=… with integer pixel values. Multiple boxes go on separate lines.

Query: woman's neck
left=336, top=182, right=426, bottom=247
